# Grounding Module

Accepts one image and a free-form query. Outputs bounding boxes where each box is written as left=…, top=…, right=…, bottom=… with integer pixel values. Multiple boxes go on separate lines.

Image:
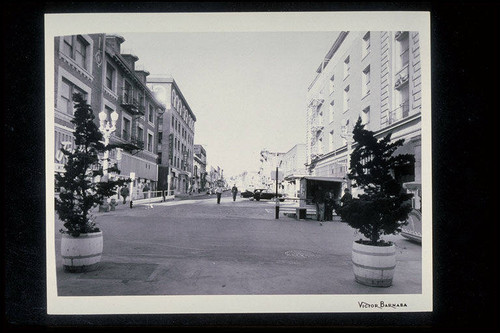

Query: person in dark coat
left=324, top=190, right=335, bottom=221
left=231, top=184, right=238, bottom=201
left=120, top=186, right=129, bottom=204
left=143, top=183, right=150, bottom=199
left=340, top=188, right=353, bottom=206
left=313, top=185, right=325, bottom=222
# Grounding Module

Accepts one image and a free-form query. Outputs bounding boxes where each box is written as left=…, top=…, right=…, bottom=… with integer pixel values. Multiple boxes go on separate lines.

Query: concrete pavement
left=54, top=194, right=422, bottom=296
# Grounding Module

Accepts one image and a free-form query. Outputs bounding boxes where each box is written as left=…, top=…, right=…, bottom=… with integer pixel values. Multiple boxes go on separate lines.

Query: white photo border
left=45, top=11, right=432, bottom=315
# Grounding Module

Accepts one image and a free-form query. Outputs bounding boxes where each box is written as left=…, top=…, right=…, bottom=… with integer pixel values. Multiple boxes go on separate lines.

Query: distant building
left=193, top=144, right=207, bottom=193
left=54, top=33, right=165, bottom=196
left=306, top=31, right=421, bottom=201
left=281, top=144, right=307, bottom=198
left=258, top=149, right=285, bottom=190
left=207, top=165, right=223, bottom=191
left=231, top=171, right=260, bottom=191
left=147, top=77, right=197, bottom=195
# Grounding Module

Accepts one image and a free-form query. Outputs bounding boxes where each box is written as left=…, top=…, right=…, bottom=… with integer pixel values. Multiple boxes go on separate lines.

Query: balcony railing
left=395, top=65, right=409, bottom=90
left=120, top=92, right=145, bottom=116
left=121, top=132, right=144, bottom=150
left=130, top=136, right=145, bottom=149
left=388, top=101, right=410, bottom=125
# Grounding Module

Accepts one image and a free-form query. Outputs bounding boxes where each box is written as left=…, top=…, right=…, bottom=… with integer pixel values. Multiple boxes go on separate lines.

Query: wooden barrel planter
left=61, top=231, right=103, bottom=272
left=352, top=240, right=396, bottom=287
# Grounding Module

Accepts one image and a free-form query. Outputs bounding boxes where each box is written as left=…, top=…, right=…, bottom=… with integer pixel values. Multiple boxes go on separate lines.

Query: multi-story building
left=258, top=149, right=285, bottom=190
left=306, top=31, right=422, bottom=201
left=281, top=144, right=307, bottom=198
left=207, top=166, right=223, bottom=191
left=147, top=76, right=197, bottom=195
left=193, top=144, right=207, bottom=193
left=54, top=33, right=165, bottom=196
left=229, top=171, right=259, bottom=192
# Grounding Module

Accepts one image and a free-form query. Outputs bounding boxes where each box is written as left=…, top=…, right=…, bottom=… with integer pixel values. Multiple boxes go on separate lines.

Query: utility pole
left=275, top=166, right=279, bottom=219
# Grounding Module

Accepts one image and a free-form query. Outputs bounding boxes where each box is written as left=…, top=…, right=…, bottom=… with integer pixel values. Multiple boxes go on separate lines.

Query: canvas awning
left=284, top=173, right=308, bottom=181
left=301, top=176, right=346, bottom=183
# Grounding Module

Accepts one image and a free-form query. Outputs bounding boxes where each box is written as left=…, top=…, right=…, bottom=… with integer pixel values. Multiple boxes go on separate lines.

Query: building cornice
left=308, top=31, right=349, bottom=91
left=315, top=31, right=349, bottom=74
left=310, top=112, right=422, bottom=165
left=147, top=76, right=197, bottom=122
left=107, top=51, right=165, bottom=111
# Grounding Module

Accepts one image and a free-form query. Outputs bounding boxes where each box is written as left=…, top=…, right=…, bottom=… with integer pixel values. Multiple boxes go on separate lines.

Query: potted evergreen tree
left=336, top=117, right=415, bottom=287
left=55, top=93, right=129, bottom=272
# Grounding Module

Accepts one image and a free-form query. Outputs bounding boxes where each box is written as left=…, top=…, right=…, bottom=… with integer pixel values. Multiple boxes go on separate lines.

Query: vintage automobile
left=240, top=190, right=255, bottom=198
left=253, top=189, right=285, bottom=202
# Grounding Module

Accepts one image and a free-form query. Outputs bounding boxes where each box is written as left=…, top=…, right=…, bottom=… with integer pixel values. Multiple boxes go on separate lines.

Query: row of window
left=317, top=31, right=411, bottom=130
left=105, top=62, right=157, bottom=125
left=312, top=32, right=413, bottom=156
left=59, top=36, right=161, bottom=156
left=171, top=91, right=194, bottom=130
left=171, top=153, right=191, bottom=171
left=62, top=35, right=89, bottom=70
left=59, top=75, right=156, bottom=154
left=60, top=78, right=87, bottom=115
left=120, top=116, right=155, bottom=153
left=171, top=138, right=192, bottom=170
left=171, top=115, right=193, bottom=145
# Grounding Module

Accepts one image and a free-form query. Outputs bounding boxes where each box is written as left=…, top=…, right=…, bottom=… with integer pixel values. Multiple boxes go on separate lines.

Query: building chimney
left=135, top=70, right=150, bottom=84
left=121, top=54, right=139, bottom=71
left=105, top=35, right=125, bottom=53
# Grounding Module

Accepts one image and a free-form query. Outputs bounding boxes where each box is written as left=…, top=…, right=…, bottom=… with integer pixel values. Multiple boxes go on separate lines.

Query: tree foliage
left=336, top=117, right=415, bottom=245
left=55, top=93, right=129, bottom=237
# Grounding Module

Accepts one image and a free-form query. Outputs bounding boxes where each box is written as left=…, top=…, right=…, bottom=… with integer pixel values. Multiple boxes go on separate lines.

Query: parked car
left=253, top=189, right=285, bottom=202
left=240, top=190, right=255, bottom=198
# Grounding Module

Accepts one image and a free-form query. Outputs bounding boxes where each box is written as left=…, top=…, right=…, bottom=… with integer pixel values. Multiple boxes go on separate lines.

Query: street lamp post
left=275, top=166, right=280, bottom=219
left=98, top=109, right=119, bottom=179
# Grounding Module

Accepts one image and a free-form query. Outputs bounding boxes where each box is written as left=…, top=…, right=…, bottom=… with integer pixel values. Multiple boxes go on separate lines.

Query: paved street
left=55, top=193, right=422, bottom=296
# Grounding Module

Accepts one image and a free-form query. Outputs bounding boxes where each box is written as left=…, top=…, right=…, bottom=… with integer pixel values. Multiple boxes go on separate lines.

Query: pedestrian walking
left=215, top=185, right=223, bottom=204
left=231, top=184, right=238, bottom=201
left=313, top=185, right=325, bottom=222
left=143, top=183, right=150, bottom=199
left=120, top=185, right=129, bottom=204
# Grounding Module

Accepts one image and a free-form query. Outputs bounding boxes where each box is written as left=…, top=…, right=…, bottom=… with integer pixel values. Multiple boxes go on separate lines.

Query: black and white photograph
left=6, top=2, right=500, bottom=330
left=44, top=11, right=433, bottom=315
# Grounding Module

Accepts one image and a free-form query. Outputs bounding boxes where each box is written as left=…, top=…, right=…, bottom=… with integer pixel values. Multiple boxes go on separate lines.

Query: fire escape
left=308, top=97, right=324, bottom=162
left=119, top=85, right=146, bottom=155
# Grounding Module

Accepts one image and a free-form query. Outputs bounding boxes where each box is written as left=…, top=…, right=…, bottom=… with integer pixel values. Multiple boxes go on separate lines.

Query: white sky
left=118, top=31, right=339, bottom=178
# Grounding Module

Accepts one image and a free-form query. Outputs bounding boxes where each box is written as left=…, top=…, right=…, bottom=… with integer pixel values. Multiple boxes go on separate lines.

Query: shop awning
left=284, top=173, right=308, bottom=181
left=301, top=176, right=345, bottom=183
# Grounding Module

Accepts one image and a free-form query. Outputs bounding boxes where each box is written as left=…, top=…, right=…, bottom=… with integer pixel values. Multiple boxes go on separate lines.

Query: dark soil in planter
left=355, top=239, right=393, bottom=247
